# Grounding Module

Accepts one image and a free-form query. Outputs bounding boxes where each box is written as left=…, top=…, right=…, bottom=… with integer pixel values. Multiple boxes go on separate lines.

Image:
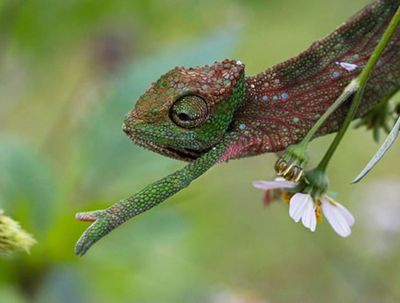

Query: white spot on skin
left=281, top=92, right=289, bottom=100
left=336, top=61, right=358, bottom=72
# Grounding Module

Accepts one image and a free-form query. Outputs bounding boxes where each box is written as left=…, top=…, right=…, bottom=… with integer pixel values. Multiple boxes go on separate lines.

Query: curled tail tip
left=74, top=211, right=100, bottom=256
left=74, top=209, right=113, bottom=256
left=74, top=225, right=96, bottom=256
left=74, top=224, right=100, bottom=256
left=74, top=236, right=93, bottom=256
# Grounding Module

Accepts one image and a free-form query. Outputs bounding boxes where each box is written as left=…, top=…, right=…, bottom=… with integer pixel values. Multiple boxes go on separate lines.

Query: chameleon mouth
left=124, top=129, right=202, bottom=161
left=164, top=146, right=202, bottom=161
left=122, top=121, right=209, bottom=161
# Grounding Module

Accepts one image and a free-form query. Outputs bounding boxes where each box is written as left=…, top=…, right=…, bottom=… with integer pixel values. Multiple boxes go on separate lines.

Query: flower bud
left=0, top=210, right=36, bottom=255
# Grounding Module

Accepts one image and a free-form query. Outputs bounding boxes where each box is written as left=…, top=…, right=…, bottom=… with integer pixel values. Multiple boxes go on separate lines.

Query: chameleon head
left=123, top=59, right=246, bottom=161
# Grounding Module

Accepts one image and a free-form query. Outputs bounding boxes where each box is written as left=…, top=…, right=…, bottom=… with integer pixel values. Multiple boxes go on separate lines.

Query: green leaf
left=0, top=136, right=56, bottom=231
left=352, top=115, right=400, bottom=183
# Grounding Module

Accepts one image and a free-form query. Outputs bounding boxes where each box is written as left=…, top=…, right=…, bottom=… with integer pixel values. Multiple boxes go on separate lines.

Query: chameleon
left=75, top=0, right=400, bottom=255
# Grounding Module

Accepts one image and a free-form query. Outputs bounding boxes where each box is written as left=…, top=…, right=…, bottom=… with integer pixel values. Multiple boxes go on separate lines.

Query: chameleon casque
left=75, top=0, right=400, bottom=255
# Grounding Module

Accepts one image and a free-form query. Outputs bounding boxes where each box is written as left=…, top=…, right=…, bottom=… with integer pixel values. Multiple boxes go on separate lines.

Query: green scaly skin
left=75, top=0, right=400, bottom=256
left=75, top=138, right=231, bottom=255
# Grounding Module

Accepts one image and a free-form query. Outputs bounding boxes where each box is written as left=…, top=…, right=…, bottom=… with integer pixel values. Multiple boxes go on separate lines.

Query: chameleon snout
left=122, top=111, right=146, bottom=136
left=122, top=122, right=132, bottom=136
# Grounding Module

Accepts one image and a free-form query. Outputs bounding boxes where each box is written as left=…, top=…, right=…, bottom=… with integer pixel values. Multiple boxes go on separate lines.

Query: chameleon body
left=75, top=0, right=400, bottom=255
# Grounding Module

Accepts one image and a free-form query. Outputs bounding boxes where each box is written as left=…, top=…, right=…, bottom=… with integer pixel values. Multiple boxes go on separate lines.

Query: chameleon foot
left=75, top=209, right=116, bottom=256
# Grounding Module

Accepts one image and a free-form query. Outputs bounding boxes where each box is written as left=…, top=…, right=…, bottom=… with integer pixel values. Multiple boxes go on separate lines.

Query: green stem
left=317, top=5, right=400, bottom=171
left=299, top=79, right=359, bottom=147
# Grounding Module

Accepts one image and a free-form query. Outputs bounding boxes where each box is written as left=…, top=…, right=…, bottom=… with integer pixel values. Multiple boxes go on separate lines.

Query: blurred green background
left=1, top=0, right=400, bottom=302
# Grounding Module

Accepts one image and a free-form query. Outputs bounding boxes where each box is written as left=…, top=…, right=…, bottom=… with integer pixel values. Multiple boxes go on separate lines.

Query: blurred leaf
left=0, top=136, right=56, bottom=232
left=34, top=265, right=89, bottom=303
left=92, top=209, right=190, bottom=261
left=0, top=285, right=26, bottom=303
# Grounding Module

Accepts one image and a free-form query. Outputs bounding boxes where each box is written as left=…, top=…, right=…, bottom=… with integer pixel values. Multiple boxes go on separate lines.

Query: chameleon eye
left=170, top=95, right=208, bottom=129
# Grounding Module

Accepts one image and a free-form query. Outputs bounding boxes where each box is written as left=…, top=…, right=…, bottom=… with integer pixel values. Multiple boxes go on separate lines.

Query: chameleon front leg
left=74, top=140, right=229, bottom=256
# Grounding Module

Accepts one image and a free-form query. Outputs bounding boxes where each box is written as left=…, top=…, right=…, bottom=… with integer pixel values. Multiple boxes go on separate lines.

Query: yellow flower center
left=282, top=192, right=292, bottom=204
left=315, top=200, right=323, bottom=223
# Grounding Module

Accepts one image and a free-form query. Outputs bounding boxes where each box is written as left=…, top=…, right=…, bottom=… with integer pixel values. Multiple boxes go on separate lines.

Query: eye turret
left=170, top=95, right=208, bottom=129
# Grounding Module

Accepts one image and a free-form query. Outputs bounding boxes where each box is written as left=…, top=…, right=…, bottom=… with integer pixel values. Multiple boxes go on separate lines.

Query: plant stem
left=317, top=5, right=400, bottom=171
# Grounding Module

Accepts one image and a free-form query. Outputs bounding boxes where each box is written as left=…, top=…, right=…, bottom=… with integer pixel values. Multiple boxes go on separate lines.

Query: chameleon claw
left=74, top=209, right=115, bottom=256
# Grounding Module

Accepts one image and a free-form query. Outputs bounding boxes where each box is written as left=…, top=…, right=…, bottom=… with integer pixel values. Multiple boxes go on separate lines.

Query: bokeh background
left=1, top=0, right=400, bottom=302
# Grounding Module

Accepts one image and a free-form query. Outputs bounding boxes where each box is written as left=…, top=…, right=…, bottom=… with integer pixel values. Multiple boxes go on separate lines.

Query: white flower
left=320, top=196, right=355, bottom=237
left=289, top=193, right=355, bottom=237
left=252, top=177, right=296, bottom=191
left=253, top=178, right=355, bottom=237
left=253, top=177, right=297, bottom=206
left=289, top=193, right=317, bottom=232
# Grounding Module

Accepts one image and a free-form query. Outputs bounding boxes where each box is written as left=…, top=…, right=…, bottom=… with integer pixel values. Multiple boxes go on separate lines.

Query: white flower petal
left=321, top=198, right=352, bottom=237
left=301, top=201, right=317, bottom=232
left=252, top=179, right=296, bottom=190
left=289, top=193, right=313, bottom=223
left=335, top=202, right=355, bottom=226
